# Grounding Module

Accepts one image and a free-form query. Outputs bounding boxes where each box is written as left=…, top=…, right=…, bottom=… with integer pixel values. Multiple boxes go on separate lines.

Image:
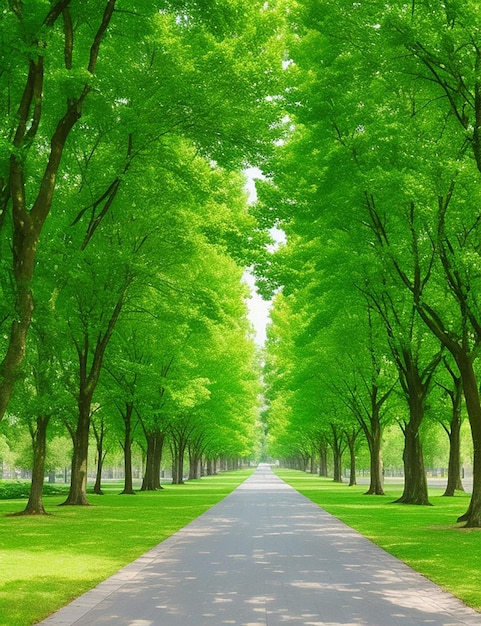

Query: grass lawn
left=276, top=469, right=481, bottom=612
left=0, top=470, right=253, bottom=626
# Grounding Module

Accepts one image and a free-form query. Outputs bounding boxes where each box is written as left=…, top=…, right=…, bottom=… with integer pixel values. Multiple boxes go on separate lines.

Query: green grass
left=0, top=470, right=253, bottom=626
left=275, top=469, right=481, bottom=612
left=0, top=481, right=70, bottom=500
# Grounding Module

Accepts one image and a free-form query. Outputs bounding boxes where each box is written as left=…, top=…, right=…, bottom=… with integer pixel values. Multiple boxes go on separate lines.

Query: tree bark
left=395, top=422, right=431, bottom=505
left=171, top=439, right=186, bottom=484
left=62, top=393, right=91, bottom=506
left=444, top=420, right=464, bottom=496
left=19, top=415, right=50, bottom=515
left=453, top=353, right=481, bottom=526
left=206, top=458, right=214, bottom=475
left=92, top=415, right=106, bottom=495
left=394, top=345, right=436, bottom=505
left=188, top=448, right=201, bottom=480
left=330, top=426, right=344, bottom=483
left=62, top=292, right=125, bottom=505
left=120, top=402, right=135, bottom=495
left=442, top=372, right=465, bottom=496
left=171, top=420, right=193, bottom=484
left=93, top=449, right=107, bottom=495
left=318, top=442, right=328, bottom=476
left=364, top=422, right=385, bottom=495
left=346, top=430, right=357, bottom=486
left=415, top=302, right=481, bottom=524
left=140, top=429, right=165, bottom=491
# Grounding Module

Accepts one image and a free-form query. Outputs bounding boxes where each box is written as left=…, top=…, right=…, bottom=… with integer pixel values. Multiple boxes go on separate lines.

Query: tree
left=254, top=0, right=481, bottom=521
left=0, top=0, right=287, bottom=423
left=0, top=2, right=118, bottom=420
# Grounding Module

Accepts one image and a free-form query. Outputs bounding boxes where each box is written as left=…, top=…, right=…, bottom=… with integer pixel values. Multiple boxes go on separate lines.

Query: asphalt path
left=40, top=465, right=481, bottom=626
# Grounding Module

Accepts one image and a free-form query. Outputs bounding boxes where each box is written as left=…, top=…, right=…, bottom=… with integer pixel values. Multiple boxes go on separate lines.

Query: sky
left=243, top=168, right=286, bottom=346
left=244, top=272, right=271, bottom=346
left=243, top=168, right=271, bottom=346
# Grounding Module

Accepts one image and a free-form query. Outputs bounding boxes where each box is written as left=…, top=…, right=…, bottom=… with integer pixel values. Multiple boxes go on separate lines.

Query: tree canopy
left=2, top=0, right=481, bottom=531
left=256, top=0, right=481, bottom=527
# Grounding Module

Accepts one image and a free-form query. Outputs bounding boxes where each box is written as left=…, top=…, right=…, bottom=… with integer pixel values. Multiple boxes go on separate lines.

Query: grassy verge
left=0, top=470, right=253, bottom=626
left=275, top=469, right=481, bottom=612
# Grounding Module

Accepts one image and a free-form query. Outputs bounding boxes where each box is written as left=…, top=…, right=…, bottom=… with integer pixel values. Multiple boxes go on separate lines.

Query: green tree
left=255, top=0, right=481, bottom=523
left=0, top=2, right=118, bottom=420
left=0, top=0, right=287, bottom=424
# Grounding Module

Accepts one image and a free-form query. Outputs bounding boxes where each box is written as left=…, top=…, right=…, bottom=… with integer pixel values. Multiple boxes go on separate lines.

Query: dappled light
left=40, top=466, right=481, bottom=625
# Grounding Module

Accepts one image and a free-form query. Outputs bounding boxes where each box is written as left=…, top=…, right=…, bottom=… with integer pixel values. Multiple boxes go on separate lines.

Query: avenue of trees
left=3, top=0, right=481, bottom=532
left=256, top=1, right=481, bottom=527
left=0, top=1, right=287, bottom=514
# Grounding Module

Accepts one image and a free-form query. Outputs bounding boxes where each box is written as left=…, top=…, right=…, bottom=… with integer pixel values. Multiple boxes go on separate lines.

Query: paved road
left=40, top=465, right=481, bottom=626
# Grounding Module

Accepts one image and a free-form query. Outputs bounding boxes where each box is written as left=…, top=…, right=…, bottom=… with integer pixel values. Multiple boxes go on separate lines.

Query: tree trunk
left=364, top=424, right=385, bottom=495
left=120, top=402, right=135, bottom=495
left=330, top=424, right=344, bottom=483
left=141, top=432, right=156, bottom=490
left=189, top=448, right=201, bottom=479
left=93, top=449, right=107, bottom=495
left=171, top=442, right=186, bottom=484
left=300, top=453, right=309, bottom=472
left=19, top=415, right=50, bottom=515
left=171, top=429, right=188, bottom=485
left=152, top=431, right=163, bottom=489
left=444, top=403, right=465, bottom=496
left=318, top=442, right=328, bottom=476
left=332, top=449, right=343, bottom=482
left=206, top=457, right=218, bottom=475
left=395, top=422, right=430, bottom=505
left=331, top=437, right=343, bottom=483
left=62, top=291, right=125, bottom=505
left=454, top=354, right=481, bottom=526
left=92, top=416, right=105, bottom=495
left=394, top=348, right=433, bottom=506
left=347, top=434, right=357, bottom=486
left=141, top=429, right=165, bottom=491
left=61, top=394, right=91, bottom=506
